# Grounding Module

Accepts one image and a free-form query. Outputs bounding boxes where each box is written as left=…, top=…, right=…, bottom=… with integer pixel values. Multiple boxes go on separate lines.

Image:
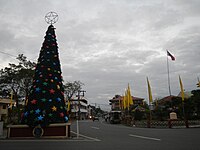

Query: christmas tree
left=21, top=25, right=68, bottom=127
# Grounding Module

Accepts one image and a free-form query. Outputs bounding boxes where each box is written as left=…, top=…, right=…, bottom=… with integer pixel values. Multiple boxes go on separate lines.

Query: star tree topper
left=45, top=12, right=58, bottom=24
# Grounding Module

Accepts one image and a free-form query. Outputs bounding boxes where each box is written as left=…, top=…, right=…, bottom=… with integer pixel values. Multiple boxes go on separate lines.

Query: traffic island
left=7, top=123, right=71, bottom=138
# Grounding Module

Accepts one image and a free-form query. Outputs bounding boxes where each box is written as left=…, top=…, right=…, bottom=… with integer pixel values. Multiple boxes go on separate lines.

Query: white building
left=70, top=98, right=88, bottom=120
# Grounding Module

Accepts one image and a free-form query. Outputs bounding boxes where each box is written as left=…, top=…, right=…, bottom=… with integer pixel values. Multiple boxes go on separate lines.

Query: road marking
left=91, top=126, right=100, bottom=130
left=129, top=134, right=161, bottom=141
left=71, top=131, right=101, bottom=142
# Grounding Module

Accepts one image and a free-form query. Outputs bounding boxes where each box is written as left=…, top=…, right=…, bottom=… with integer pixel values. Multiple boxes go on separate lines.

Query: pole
left=76, top=91, right=80, bottom=138
left=167, top=51, right=172, bottom=96
left=148, top=104, right=152, bottom=128
left=182, top=101, right=185, bottom=119
left=149, top=109, right=152, bottom=128
left=78, top=91, right=80, bottom=120
left=182, top=101, right=189, bottom=128
left=76, top=119, right=79, bottom=138
left=76, top=90, right=86, bottom=138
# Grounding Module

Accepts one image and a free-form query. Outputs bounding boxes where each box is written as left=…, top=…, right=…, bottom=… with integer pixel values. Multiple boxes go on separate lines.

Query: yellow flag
left=179, top=75, right=184, bottom=101
left=67, top=100, right=70, bottom=112
left=147, top=77, right=153, bottom=104
left=25, top=98, right=28, bottom=106
left=123, top=90, right=129, bottom=109
left=123, top=90, right=127, bottom=109
left=10, top=90, right=13, bottom=109
left=127, top=84, right=133, bottom=105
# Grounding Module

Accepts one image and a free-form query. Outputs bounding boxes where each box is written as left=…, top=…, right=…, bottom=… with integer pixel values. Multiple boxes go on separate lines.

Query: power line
left=0, top=51, right=18, bottom=69
left=0, top=50, right=36, bottom=62
left=0, top=50, right=18, bottom=59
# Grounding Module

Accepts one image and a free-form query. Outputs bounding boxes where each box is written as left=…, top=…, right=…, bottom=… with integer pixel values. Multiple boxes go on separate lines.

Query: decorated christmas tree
left=21, top=24, right=68, bottom=127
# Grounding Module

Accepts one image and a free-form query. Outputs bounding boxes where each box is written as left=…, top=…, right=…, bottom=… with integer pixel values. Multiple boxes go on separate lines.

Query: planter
left=7, top=123, right=71, bottom=138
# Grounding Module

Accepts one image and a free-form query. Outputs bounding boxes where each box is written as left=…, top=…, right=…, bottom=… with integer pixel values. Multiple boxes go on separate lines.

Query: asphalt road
left=0, top=119, right=200, bottom=150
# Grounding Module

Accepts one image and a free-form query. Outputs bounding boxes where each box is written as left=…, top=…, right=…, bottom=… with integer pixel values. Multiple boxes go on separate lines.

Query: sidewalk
left=0, top=128, right=7, bottom=139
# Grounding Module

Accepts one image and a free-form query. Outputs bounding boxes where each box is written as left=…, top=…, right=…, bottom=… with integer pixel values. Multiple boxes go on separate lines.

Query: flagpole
left=167, top=50, right=172, bottom=96
left=182, top=100, right=188, bottom=128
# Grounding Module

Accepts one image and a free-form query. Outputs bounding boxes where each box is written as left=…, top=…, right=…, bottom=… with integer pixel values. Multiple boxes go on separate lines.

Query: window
left=3, top=105, right=6, bottom=109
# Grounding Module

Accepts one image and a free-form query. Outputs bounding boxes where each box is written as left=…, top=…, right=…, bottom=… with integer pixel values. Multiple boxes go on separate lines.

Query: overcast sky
left=0, top=0, right=200, bottom=110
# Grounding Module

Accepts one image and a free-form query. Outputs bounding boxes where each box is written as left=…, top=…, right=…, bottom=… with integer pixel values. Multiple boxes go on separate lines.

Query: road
left=0, top=119, right=199, bottom=150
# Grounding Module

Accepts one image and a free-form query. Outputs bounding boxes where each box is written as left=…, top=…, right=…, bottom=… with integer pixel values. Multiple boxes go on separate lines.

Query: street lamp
left=76, top=90, right=86, bottom=139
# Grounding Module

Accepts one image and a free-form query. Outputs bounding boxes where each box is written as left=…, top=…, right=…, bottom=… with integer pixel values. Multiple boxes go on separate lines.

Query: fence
left=131, top=120, right=200, bottom=128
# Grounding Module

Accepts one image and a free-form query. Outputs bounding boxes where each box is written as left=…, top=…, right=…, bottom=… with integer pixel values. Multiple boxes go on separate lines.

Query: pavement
left=0, top=129, right=7, bottom=139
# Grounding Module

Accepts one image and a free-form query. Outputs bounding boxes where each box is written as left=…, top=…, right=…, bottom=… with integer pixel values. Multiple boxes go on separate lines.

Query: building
left=157, top=91, right=193, bottom=106
left=177, top=91, right=193, bottom=99
left=87, top=105, right=95, bottom=118
left=157, top=95, right=177, bottom=105
left=109, top=95, right=123, bottom=110
left=0, top=98, right=15, bottom=122
left=109, top=95, right=144, bottom=110
left=70, top=98, right=88, bottom=120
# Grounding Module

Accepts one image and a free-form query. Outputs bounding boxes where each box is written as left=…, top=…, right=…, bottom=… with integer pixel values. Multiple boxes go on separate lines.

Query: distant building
left=109, top=95, right=144, bottom=111
left=177, top=91, right=193, bottom=99
left=70, top=98, right=88, bottom=120
left=157, top=95, right=177, bottom=105
left=87, top=105, right=95, bottom=118
left=157, top=91, right=193, bottom=106
left=0, top=98, right=15, bottom=122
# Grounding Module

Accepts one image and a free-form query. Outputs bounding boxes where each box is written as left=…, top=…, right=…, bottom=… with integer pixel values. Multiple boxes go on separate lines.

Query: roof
left=158, top=95, right=177, bottom=104
left=177, top=91, right=193, bottom=99
left=71, top=98, right=88, bottom=104
left=132, top=105, right=146, bottom=112
left=158, top=91, right=193, bottom=104
left=109, top=95, right=144, bottom=102
left=0, top=98, right=15, bottom=104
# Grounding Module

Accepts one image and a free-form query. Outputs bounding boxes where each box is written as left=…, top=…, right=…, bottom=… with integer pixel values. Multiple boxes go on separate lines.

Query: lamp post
left=76, top=90, right=86, bottom=138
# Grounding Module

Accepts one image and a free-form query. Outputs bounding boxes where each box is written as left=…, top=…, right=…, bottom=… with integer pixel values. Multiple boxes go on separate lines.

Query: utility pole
left=76, top=90, right=86, bottom=138
left=77, top=90, right=86, bottom=120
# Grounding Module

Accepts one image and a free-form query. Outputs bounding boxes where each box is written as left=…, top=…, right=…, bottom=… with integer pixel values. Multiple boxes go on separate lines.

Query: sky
left=0, top=0, right=200, bottom=111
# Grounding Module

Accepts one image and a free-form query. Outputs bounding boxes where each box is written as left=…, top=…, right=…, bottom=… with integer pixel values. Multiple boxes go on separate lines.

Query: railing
left=123, top=120, right=200, bottom=128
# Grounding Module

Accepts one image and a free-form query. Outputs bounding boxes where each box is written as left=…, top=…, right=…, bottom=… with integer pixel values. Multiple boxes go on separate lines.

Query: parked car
left=109, top=111, right=121, bottom=124
left=104, top=114, right=109, bottom=122
left=92, top=116, right=99, bottom=121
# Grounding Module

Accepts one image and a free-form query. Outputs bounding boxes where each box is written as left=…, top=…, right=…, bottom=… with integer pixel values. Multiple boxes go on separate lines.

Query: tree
left=63, top=81, right=84, bottom=100
left=0, top=54, right=36, bottom=107
left=190, top=90, right=200, bottom=119
left=21, top=25, right=68, bottom=127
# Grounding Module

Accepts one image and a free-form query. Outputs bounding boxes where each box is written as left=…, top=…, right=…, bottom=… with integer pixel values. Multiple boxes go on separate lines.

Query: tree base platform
left=7, top=123, right=71, bottom=138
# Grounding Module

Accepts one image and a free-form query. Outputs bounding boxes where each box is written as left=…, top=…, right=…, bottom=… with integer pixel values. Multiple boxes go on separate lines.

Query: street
left=0, top=118, right=200, bottom=150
